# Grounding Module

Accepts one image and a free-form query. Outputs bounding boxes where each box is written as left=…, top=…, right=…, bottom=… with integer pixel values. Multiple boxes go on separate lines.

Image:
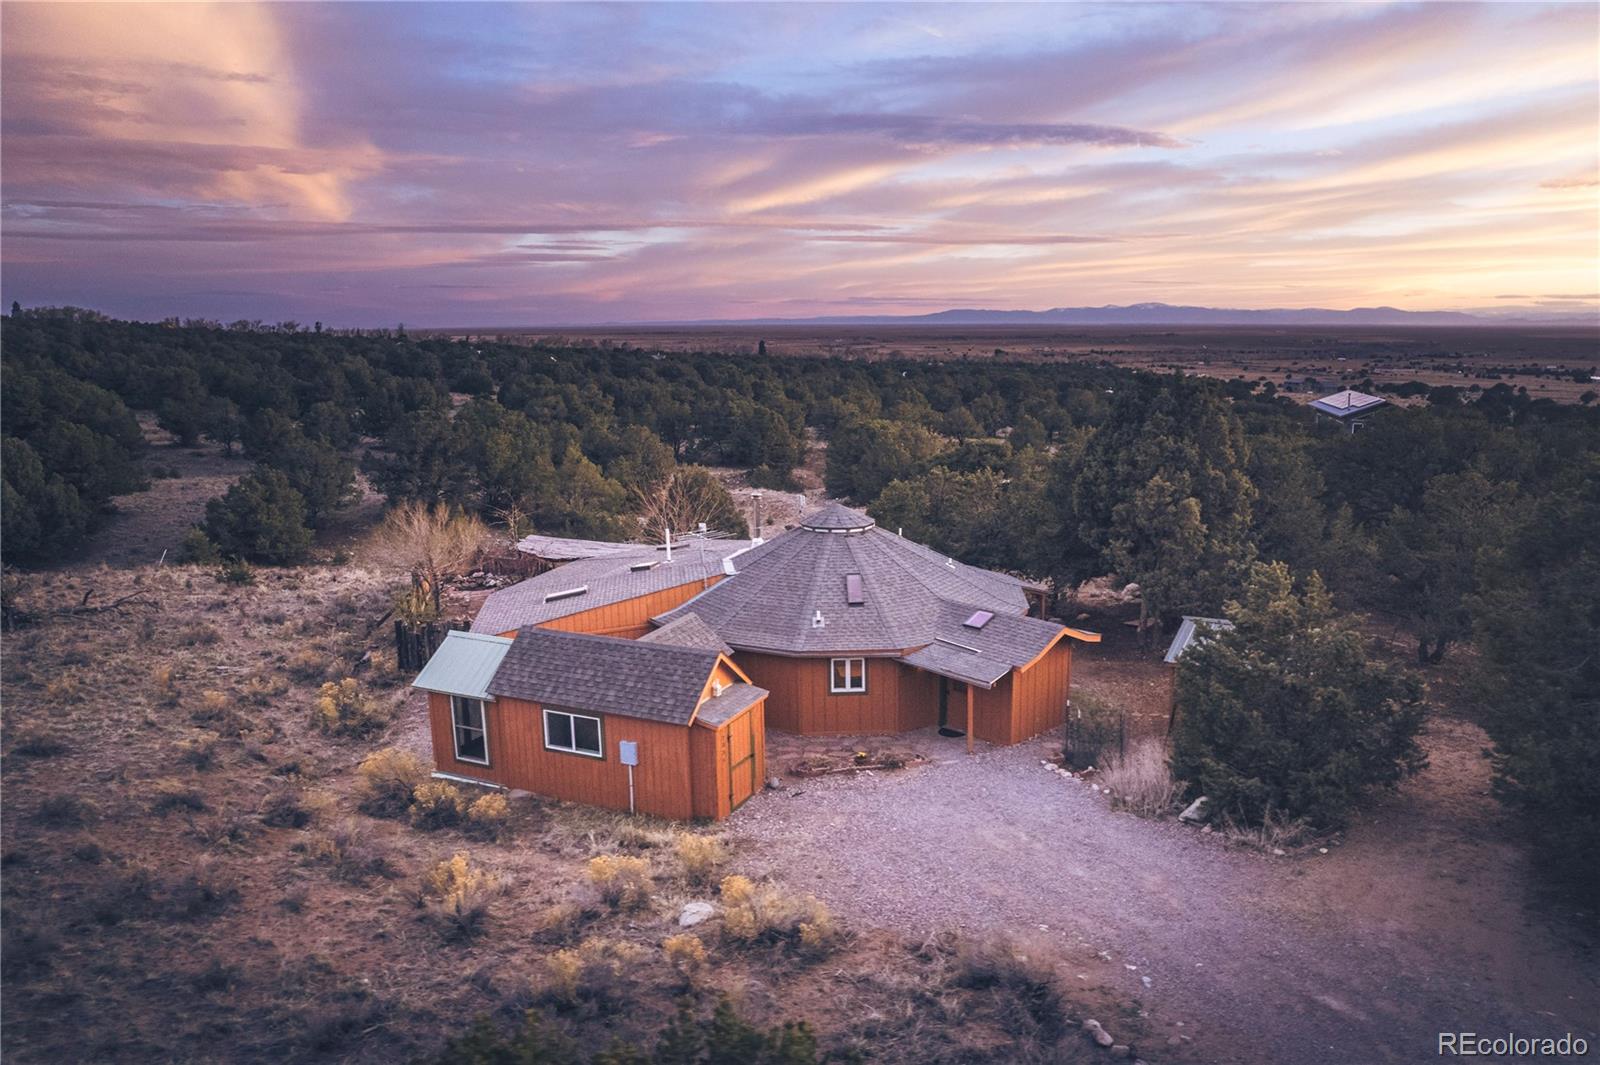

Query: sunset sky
left=2, top=1, right=1596, bottom=326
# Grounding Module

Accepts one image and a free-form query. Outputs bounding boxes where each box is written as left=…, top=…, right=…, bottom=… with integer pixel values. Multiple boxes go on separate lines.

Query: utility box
left=618, top=740, right=639, bottom=767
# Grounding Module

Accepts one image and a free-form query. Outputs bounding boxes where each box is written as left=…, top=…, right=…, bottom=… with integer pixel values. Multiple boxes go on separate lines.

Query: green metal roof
left=412, top=631, right=514, bottom=701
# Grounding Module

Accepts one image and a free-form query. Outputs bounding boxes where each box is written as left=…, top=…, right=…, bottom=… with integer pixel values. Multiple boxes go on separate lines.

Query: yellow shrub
left=543, top=937, right=649, bottom=1008
left=410, top=780, right=467, bottom=829
left=150, top=664, right=177, bottom=705
left=586, top=854, right=653, bottom=910
left=467, top=793, right=510, bottom=839
left=356, top=748, right=429, bottom=818
left=674, top=833, right=724, bottom=886
left=46, top=673, right=83, bottom=703
left=719, top=874, right=840, bottom=955
left=423, top=852, right=498, bottom=938
left=311, top=678, right=387, bottom=736
left=544, top=948, right=583, bottom=1004
left=662, top=933, right=709, bottom=988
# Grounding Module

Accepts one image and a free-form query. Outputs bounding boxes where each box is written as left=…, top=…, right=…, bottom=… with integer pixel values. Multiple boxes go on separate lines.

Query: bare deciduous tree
left=634, top=467, right=746, bottom=542
left=370, top=502, right=490, bottom=614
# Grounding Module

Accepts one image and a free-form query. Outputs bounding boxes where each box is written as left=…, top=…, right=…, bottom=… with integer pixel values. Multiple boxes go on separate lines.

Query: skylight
left=845, top=573, right=864, bottom=605
left=963, top=610, right=994, bottom=630
left=544, top=585, right=589, bottom=602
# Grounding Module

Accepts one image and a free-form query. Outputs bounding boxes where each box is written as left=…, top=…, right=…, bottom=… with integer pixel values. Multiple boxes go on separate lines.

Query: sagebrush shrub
left=467, top=793, right=510, bottom=840
left=542, top=937, right=649, bottom=1009
left=674, top=833, right=724, bottom=886
left=356, top=748, right=428, bottom=818
left=662, top=933, right=709, bottom=990
left=304, top=820, right=395, bottom=883
left=410, top=780, right=467, bottom=830
left=718, top=875, right=841, bottom=956
left=151, top=663, right=178, bottom=706
left=312, top=678, right=387, bottom=736
left=424, top=852, right=498, bottom=939
left=586, top=854, right=652, bottom=910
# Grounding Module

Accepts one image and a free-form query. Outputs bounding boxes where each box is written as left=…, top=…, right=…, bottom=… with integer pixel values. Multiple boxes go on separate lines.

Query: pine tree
left=1170, top=562, right=1426, bottom=829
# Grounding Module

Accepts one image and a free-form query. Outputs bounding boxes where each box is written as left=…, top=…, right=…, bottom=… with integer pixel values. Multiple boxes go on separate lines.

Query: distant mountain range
left=659, top=302, right=1595, bottom=327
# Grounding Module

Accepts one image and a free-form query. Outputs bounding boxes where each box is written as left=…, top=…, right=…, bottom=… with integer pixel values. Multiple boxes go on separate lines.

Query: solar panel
left=963, top=610, right=994, bottom=629
left=845, top=573, right=864, bottom=605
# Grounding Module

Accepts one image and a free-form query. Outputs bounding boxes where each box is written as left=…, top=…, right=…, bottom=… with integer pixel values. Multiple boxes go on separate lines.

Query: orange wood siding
left=739, top=653, right=936, bottom=735
left=1007, top=640, right=1072, bottom=745
left=491, top=578, right=723, bottom=640
left=968, top=675, right=1015, bottom=746
left=427, top=692, right=697, bottom=820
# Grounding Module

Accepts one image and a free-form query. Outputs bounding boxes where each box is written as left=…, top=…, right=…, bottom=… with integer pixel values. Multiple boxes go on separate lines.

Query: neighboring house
left=415, top=627, right=767, bottom=820
left=1162, top=615, right=1234, bottom=730
left=1309, top=388, right=1386, bottom=433
left=419, top=502, right=1097, bottom=818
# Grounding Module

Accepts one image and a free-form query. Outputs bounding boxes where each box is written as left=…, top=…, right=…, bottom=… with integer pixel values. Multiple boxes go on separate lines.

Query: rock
left=1271, top=847, right=1285, bottom=856
left=1178, top=795, right=1209, bottom=823
left=1141, top=975, right=1152, bottom=988
left=678, top=901, right=715, bottom=928
left=1200, top=824, right=1213, bottom=834
left=1110, top=1046, right=1132, bottom=1058
left=765, top=776, right=782, bottom=789
left=1083, top=1020, right=1115, bottom=1048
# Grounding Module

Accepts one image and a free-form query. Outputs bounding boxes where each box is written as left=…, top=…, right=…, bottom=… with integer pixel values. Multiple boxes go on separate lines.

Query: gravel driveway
left=728, top=729, right=1600, bottom=1065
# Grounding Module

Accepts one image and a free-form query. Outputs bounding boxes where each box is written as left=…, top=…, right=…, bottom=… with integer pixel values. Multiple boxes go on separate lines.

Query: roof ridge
left=869, top=528, right=1017, bottom=608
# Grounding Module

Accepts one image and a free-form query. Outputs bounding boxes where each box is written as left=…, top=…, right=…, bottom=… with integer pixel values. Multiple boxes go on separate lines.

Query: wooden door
left=727, top=709, right=757, bottom=811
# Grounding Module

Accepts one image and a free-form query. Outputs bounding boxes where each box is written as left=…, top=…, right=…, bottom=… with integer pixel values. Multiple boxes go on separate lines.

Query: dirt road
left=730, top=719, right=1599, bottom=1064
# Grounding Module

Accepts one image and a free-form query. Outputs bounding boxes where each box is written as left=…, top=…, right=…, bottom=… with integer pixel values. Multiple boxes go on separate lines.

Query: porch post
left=966, top=685, right=974, bottom=755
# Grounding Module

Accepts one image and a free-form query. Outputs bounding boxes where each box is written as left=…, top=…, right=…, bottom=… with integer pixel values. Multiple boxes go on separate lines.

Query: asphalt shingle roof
left=471, top=540, right=750, bottom=635
left=656, top=503, right=1043, bottom=656
left=639, top=612, right=734, bottom=654
left=488, top=627, right=722, bottom=725
left=692, top=683, right=767, bottom=726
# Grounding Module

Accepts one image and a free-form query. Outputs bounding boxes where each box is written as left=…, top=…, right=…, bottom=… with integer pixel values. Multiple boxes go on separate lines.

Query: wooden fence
left=395, top=619, right=470, bottom=671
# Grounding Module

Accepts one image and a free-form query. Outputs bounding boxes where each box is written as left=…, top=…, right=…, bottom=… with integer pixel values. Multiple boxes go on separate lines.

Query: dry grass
left=1099, top=739, right=1183, bottom=819
left=0, top=562, right=1146, bottom=1065
left=673, top=833, right=725, bottom=886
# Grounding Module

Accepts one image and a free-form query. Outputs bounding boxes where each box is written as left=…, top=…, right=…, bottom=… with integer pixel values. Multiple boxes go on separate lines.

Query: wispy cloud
left=1, top=1, right=1594, bottom=324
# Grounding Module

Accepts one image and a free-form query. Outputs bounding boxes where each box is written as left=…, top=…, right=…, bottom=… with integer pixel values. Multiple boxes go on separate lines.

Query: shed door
left=727, top=709, right=757, bottom=811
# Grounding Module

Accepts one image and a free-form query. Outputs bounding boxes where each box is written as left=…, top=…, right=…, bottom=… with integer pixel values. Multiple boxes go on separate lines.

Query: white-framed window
left=544, top=708, right=603, bottom=758
left=451, top=695, right=489, bottom=765
left=830, top=657, right=867, bottom=694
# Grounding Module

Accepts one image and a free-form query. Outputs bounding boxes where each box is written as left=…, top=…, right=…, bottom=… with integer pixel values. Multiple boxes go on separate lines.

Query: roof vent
left=722, top=557, right=737, bottom=576
left=945, top=558, right=955, bottom=569
left=629, top=560, right=660, bottom=572
left=964, top=610, right=995, bottom=630
left=812, top=610, right=826, bottom=629
left=845, top=573, right=864, bottom=605
left=712, top=680, right=724, bottom=697
left=543, top=585, right=589, bottom=603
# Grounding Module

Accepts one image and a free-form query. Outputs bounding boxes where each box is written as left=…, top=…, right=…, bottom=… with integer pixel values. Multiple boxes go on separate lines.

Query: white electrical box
left=618, top=740, right=639, bottom=767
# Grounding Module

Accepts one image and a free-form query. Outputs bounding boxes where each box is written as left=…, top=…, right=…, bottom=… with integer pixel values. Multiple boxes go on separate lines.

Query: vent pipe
left=665, top=526, right=672, bottom=563
left=751, top=490, right=763, bottom=539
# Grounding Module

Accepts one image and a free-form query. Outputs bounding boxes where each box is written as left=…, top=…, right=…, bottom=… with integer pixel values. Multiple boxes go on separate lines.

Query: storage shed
left=415, top=627, right=767, bottom=821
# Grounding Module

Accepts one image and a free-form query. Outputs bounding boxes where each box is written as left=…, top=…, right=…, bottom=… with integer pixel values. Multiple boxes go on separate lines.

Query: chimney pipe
left=665, top=525, right=672, bottom=562
left=751, top=490, right=763, bottom=540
